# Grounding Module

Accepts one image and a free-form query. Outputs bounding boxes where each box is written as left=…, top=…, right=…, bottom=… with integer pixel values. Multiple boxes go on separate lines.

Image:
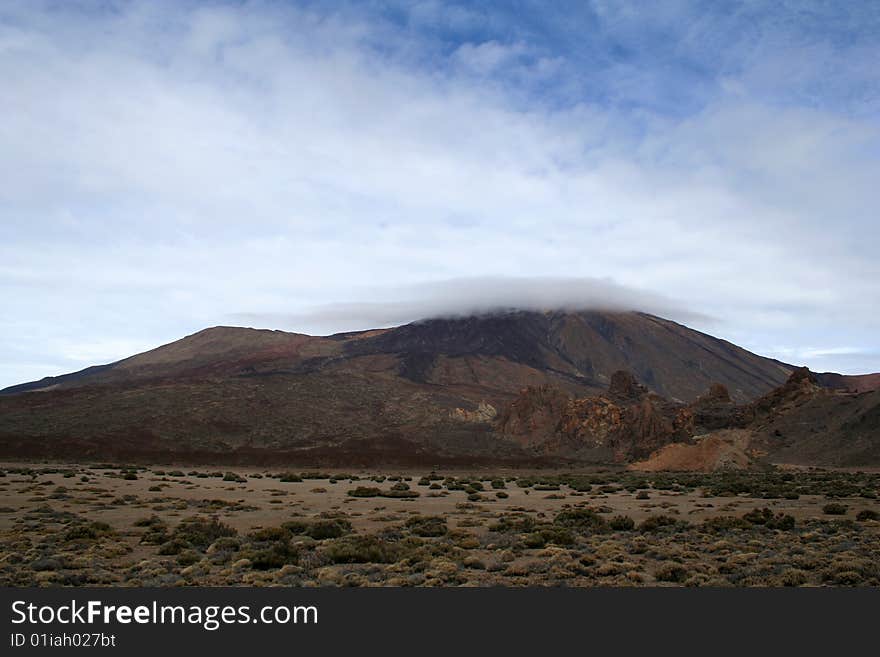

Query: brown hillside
left=1, top=310, right=874, bottom=465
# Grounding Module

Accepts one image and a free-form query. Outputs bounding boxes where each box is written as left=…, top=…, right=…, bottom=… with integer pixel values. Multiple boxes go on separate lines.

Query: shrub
left=823, top=503, right=848, bottom=515
left=554, top=508, right=607, bottom=532
left=405, top=515, right=447, bottom=537
left=655, top=562, right=688, bottom=583
left=64, top=521, right=113, bottom=541
left=639, top=515, right=682, bottom=532
left=382, top=489, right=420, bottom=499
left=279, top=473, right=302, bottom=482
left=496, top=491, right=509, bottom=499
left=122, top=473, right=137, bottom=480
left=491, top=479, right=506, bottom=490
left=523, top=526, right=575, bottom=548
left=133, top=515, right=163, bottom=528
left=347, top=486, right=382, bottom=497
left=522, top=532, right=547, bottom=549
left=609, top=515, right=635, bottom=531
left=856, top=509, right=879, bottom=521
left=305, top=519, right=351, bottom=540
left=245, top=541, right=299, bottom=570
left=209, top=537, right=240, bottom=553
left=177, top=549, right=201, bottom=566
left=489, top=515, right=537, bottom=533
left=636, top=490, right=650, bottom=500
left=301, top=472, right=331, bottom=480
left=323, top=536, right=399, bottom=564
left=778, top=569, right=808, bottom=587
left=223, top=472, right=245, bottom=483
left=158, top=539, right=189, bottom=555
left=702, top=516, right=751, bottom=532
left=742, top=507, right=795, bottom=529
left=248, top=526, right=289, bottom=542
left=172, top=516, right=236, bottom=549
left=140, top=525, right=169, bottom=545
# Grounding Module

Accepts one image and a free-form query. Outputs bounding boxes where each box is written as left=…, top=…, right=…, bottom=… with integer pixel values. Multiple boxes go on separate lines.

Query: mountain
left=500, top=367, right=880, bottom=468
left=749, top=369, right=880, bottom=466
left=814, top=372, right=880, bottom=394
left=0, top=309, right=873, bottom=466
left=3, top=310, right=793, bottom=400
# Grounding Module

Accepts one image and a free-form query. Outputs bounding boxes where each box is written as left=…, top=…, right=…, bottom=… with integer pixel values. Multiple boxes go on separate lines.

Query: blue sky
left=1, top=0, right=879, bottom=388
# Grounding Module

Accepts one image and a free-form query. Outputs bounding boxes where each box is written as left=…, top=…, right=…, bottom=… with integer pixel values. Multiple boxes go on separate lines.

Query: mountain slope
left=2, top=311, right=795, bottom=403
left=498, top=367, right=880, bottom=468
left=750, top=370, right=880, bottom=466
left=0, top=309, right=823, bottom=465
left=341, top=311, right=793, bottom=402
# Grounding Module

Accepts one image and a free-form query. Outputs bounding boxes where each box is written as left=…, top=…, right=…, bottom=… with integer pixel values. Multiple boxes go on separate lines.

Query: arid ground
left=1, top=462, right=878, bottom=587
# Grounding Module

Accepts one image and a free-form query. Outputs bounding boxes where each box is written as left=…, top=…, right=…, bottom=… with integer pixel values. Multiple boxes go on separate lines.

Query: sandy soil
left=1, top=461, right=878, bottom=587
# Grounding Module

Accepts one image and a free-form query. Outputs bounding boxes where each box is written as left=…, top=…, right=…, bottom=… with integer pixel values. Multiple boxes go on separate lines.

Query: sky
left=1, top=0, right=879, bottom=389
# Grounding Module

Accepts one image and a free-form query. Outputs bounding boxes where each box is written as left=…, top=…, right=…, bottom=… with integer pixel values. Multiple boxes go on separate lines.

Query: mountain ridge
left=3, top=310, right=798, bottom=402
left=1, top=309, right=878, bottom=467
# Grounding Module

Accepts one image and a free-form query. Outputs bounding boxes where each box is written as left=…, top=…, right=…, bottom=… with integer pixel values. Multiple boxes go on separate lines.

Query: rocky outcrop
left=750, top=367, right=823, bottom=421
left=557, top=396, right=624, bottom=448
left=451, top=401, right=498, bottom=423
left=607, top=370, right=648, bottom=401
left=689, top=382, right=752, bottom=432
left=494, top=365, right=880, bottom=467
left=497, top=370, right=696, bottom=461
left=495, top=386, right=570, bottom=446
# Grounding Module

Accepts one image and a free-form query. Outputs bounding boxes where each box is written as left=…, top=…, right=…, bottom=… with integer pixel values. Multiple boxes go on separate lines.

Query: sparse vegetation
left=1, top=463, right=878, bottom=587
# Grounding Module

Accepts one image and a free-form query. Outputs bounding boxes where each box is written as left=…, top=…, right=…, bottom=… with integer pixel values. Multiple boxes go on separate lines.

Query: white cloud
left=230, top=276, right=711, bottom=334
left=0, top=1, right=878, bottom=388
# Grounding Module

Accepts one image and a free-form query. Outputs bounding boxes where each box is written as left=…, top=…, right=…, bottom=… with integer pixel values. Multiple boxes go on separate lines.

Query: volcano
left=1, top=310, right=876, bottom=465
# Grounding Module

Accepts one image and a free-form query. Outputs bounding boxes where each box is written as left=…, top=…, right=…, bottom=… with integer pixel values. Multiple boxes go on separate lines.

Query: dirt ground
left=1, top=461, right=878, bottom=586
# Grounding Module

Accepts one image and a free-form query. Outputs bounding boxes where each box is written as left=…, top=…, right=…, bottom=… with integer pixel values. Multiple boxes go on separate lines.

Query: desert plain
left=1, top=461, right=878, bottom=587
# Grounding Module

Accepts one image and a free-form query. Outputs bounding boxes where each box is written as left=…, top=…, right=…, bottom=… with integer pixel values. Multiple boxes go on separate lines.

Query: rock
left=495, top=385, right=571, bottom=445
left=701, top=383, right=732, bottom=404
left=607, top=370, right=648, bottom=400
left=451, top=401, right=497, bottom=423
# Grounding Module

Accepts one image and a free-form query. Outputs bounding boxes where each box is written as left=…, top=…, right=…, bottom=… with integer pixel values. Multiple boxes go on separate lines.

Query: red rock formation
left=497, top=370, right=696, bottom=461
